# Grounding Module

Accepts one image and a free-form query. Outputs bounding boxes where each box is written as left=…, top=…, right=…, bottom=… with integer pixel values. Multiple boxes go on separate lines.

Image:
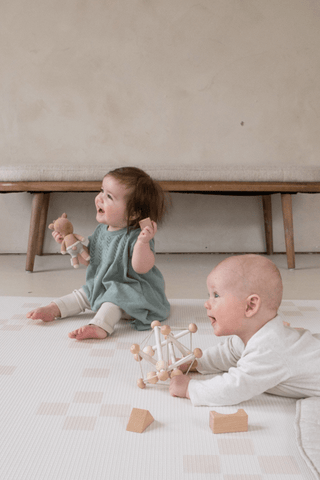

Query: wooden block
left=139, top=217, right=153, bottom=230
left=126, top=408, right=154, bottom=433
left=209, top=409, right=248, bottom=434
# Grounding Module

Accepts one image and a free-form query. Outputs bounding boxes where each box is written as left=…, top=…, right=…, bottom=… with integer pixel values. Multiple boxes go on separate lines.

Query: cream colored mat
left=0, top=297, right=319, bottom=480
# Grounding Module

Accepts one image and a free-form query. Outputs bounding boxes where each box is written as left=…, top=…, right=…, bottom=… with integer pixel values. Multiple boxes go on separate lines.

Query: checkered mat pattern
left=1, top=297, right=320, bottom=480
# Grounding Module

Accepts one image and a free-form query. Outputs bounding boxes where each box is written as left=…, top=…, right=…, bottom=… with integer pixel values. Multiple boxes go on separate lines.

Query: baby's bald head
left=212, top=254, right=283, bottom=313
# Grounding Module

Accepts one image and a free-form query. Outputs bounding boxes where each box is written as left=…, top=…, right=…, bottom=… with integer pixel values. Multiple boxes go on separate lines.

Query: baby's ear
left=245, top=294, right=261, bottom=317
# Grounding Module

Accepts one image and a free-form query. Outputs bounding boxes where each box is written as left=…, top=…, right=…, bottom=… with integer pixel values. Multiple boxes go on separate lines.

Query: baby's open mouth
left=209, top=316, right=216, bottom=325
left=97, top=207, right=104, bottom=213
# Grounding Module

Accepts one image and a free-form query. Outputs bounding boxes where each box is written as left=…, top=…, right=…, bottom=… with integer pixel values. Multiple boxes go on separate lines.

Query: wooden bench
left=2, top=179, right=319, bottom=271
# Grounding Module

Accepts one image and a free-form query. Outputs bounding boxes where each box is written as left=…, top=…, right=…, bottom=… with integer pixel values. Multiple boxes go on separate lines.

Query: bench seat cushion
left=0, top=165, right=319, bottom=182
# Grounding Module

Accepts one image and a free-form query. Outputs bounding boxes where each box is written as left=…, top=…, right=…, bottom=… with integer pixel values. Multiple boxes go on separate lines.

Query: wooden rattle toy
left=48, top=213, right=90, bottom=269
left=130, top=321, right=202, bottom=389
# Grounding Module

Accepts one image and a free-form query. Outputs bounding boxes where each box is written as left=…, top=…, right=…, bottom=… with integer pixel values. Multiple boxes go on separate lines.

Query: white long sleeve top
left=188, top=316, right=320, bottom=407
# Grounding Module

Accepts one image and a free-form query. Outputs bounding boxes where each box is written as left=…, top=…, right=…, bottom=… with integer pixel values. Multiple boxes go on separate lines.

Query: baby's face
left=95, top=175, right=130, bottom=231
left=204, top=265, right=248, bottom=337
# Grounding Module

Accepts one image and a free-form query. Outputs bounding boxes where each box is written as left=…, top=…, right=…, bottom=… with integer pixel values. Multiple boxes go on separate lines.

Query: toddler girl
left=27, top=167, right=171, bottom=340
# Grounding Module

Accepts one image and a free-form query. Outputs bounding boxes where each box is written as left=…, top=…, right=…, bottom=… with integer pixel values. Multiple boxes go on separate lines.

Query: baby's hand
left=169, top=374, right=191, bottom=399
left=52, top=231, right=63, bottom=244
left=138, top=221, right=157, bottom=244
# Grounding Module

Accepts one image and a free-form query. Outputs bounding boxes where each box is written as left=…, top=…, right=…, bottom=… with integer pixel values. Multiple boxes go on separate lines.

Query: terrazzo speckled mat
left=1, top=297, right=320, bottom=480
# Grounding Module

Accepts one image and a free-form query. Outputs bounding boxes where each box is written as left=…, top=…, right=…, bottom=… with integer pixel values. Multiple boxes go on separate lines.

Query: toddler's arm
left=131, top=221, right=157, bottom=274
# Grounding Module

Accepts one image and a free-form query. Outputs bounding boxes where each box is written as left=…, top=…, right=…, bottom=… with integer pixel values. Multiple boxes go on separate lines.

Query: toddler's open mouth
left=209, top=316, right=216, bottom=326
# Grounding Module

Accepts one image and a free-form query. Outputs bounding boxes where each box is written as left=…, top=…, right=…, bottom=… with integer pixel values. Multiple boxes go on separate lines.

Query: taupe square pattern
left=63, top=416, right=97, bottom=431
left=282, top=311, right=304, bottom=317
left=36, top=403, right=70, bottom=415
left=73, top=391, right=104, bottom=403
left=89, top=349, right=115, bottom=357
left=82, top=368, right=110, bottom=378
left=258, top=455, right=301, bottom=474
left=100, top=404, right=132, bottom=417
left=0, top=365, right=16, bottom=375
left=183, top=455, right=221, bottom=474
left=218, top=438, right=255, bottom=455
left=223, top=476, right=262, bottom=480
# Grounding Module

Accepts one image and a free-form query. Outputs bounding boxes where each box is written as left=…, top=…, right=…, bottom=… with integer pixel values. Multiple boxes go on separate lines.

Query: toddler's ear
left=245, top=294, right=261, bottom=317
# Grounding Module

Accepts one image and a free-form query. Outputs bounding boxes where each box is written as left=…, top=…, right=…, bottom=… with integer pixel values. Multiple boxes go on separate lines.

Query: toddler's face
left=204, top=266, right=247, bottom=337
left=95, top=175, right=130, bottom=230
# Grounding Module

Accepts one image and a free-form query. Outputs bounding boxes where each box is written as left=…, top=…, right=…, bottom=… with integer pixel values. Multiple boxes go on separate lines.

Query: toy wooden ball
left=134, top=354, right=142, bottom=362
left=158, top=370, right=169, bottom=381
left=137, top=378, right=146, bottom=389
left=143, top=345, right=155, bottom=356
left=130, top=344, right=140, bottom=355
left=161, top=325, right=171, bottom=336
left=193, top=348, right=203, bottom=359
left=189, top=323, right=198, bottom=333
left=156, top=360, right=167, bottom=372
left=151, top=321, right=161, bottom=328
left=147, top=371, right=158, bottom=384
left=170, top=369, right=183, bottom=377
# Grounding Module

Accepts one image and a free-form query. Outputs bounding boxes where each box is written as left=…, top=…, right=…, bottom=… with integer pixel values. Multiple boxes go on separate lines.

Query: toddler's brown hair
left=107, top=167, right=169, bottom=230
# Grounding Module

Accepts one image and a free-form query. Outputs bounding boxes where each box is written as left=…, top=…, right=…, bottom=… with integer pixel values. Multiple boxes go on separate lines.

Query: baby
left=170, top=254, right=320, bottom=406
left=27, top=167, right=170, bottom=340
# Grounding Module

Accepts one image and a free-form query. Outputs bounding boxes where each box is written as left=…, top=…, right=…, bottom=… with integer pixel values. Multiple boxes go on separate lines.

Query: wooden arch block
left=209, top=409, right=248, bottom=434
left=126, top=408, right=154, bottom=433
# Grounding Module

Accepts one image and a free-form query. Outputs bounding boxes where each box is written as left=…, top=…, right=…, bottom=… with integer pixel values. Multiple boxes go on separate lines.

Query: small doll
left=48, top=213, right=90, bottom=269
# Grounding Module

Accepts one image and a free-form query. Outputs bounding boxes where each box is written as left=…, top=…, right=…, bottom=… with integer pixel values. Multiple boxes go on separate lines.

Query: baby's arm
left=131, top=221, right=157, bottom=274
left=188, top=348, right=289, bottom=406
left=169, top=375, right=192, bottom=399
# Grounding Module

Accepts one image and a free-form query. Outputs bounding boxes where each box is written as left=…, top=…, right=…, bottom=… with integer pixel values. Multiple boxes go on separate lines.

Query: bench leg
left=281, top=193, right=295, bottom=269
left=262, top=195, right=273, bottom=255
left=36, top=193, right=50, bottom=255
left=26, top=193, right=48, bottom=272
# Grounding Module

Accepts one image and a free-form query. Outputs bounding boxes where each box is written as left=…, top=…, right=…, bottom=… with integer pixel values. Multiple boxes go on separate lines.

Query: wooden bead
left=161, top=325, right=171, bottom=336
left=193, top=348, right=203, bottom=359
left=156, top=360, right=167, bottom=372
left=137, top=378, right=146, bottom=389
left=151, top=321, right=161, bottom=328
left=170, top=369, right=183, bottom=377
left=143, top=345, right=155, bottom=356
left=134, top=354, right=142, bottom=362
left=158, top=370, right=169, bottom=381
left=189, top=323, right=198, bottom=333
left=130, top=344, right=140, bottom=355
left=147, top=371, right=158, bottom=384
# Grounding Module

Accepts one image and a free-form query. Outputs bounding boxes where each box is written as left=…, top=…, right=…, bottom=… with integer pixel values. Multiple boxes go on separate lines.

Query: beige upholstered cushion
left=1, top=165, right=320, bottom=182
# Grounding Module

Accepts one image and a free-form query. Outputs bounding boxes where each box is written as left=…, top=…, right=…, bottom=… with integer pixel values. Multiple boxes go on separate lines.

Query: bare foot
left=68, top=325, right=108, bottom=340
left=27, top=302, right=61, bottom=322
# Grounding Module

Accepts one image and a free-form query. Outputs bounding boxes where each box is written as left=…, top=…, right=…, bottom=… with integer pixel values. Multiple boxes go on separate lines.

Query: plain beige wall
left=1, top=0, right=320, bottom=253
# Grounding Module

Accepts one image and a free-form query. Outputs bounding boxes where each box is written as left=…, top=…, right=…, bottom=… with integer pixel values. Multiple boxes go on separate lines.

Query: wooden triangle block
left=209, top=409, right=248, bottom=434
left=126, top=408, right=154, bottom=433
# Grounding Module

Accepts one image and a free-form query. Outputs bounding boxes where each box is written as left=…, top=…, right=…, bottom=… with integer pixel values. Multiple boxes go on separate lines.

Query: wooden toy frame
left=130, top=321, right=202, bottom=389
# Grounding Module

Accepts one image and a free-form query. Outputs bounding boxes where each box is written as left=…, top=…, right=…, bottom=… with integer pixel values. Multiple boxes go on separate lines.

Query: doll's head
left=48, top=213, right=73, bottom=237
left=104, top=167, right=169, bottom=230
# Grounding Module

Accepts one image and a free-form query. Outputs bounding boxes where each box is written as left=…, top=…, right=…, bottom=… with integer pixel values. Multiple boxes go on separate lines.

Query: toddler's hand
left=169, top=375, right=191, bottom=399
left=52, top=231, right=63, bottom=244
left=138, top=221, right=157, bottom=244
